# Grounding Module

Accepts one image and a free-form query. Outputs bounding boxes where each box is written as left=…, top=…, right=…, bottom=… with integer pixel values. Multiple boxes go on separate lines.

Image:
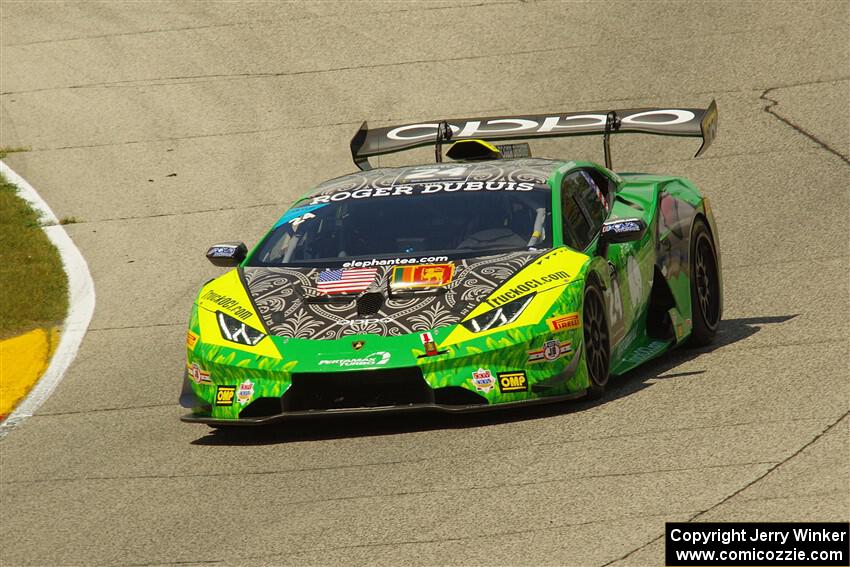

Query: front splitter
left=181, top=390, right=587, bottom=426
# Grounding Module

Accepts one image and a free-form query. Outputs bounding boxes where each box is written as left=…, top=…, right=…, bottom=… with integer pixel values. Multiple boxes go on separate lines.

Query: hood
left=239, top=248, right=586, bottom=340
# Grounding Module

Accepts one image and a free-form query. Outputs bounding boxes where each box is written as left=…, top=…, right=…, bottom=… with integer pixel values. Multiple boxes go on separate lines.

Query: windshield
left=249, top=185, right=552, bottom=267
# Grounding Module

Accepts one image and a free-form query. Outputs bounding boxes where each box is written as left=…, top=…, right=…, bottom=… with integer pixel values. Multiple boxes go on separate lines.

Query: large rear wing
left=350, top=100, right=717, bottom=170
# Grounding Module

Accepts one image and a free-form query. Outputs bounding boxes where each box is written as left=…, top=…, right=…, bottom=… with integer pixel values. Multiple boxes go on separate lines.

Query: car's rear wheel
left=583, top=281, right=610, bottom=399
left=687, top=219, right=721, bottom=346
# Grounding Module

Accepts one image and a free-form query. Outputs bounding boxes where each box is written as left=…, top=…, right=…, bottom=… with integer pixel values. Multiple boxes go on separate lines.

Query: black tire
left=583, top=280, right=610, bottom=399
left=687, top=219, right=721, bottom=346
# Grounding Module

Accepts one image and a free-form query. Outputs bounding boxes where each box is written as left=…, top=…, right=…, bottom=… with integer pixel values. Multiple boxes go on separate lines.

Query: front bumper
left=180, top=340, right=587, bottom=426
left=182, top=308, right=589, bottom=424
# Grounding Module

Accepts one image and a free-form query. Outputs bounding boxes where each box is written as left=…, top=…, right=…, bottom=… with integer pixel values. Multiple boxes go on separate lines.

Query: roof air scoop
left=446, top=139, right=502, bottom=161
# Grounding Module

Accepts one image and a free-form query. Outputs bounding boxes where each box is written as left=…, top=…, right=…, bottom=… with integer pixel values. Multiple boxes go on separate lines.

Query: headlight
left=217, top=312, right=266, bottom=346
left=461, top=294, right=534, bottom=333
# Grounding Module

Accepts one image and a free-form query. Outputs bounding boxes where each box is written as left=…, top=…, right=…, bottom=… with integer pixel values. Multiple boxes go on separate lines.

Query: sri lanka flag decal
left=390, top=263, right=454, bottom=291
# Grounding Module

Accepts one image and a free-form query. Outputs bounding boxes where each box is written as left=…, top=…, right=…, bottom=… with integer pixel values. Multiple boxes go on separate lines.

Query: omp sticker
left=546, top=313, right=580, bottom=332
left=215, top=386, right=236, bottom=406
left=497, top=371, right=528, bottom=393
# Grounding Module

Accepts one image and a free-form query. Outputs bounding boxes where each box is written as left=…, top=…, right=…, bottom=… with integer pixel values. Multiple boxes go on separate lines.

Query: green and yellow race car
left=180, top=103, right=722, bottom=426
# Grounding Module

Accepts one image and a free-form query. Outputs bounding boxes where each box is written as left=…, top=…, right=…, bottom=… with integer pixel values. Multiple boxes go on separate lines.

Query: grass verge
left=0, top=146, right=30, bottom=159
left=0, top=173, right=68, bottom=339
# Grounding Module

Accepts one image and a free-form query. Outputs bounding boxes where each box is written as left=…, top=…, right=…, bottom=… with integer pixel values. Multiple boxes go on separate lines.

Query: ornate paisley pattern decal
left=244, top=251, right=540, bottom=339
left=308, top=159, right=556, bottom=198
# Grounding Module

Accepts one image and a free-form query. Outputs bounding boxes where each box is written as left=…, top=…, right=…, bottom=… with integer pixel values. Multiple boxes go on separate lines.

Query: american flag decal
left=316, top=268, right=378, bottom=295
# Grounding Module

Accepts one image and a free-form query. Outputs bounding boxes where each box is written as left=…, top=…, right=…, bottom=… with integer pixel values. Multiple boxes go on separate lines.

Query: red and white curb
left=0, top=161, right=95, bottom=438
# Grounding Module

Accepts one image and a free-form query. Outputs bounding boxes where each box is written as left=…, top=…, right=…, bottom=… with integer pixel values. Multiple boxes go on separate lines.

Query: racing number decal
left=401, top=166, right=468, bottom=181
left=604, top=244, right=647, bottom=349
left=605, top=268, right=626, bottom=346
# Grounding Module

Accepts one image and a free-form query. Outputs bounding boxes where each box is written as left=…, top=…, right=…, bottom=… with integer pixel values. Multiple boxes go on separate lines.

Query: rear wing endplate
left=350, top=100, right=717, bottom=170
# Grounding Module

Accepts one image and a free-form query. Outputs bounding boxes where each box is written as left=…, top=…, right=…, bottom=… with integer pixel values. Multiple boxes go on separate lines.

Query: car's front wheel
left=583, top=281, right=610, bottom=399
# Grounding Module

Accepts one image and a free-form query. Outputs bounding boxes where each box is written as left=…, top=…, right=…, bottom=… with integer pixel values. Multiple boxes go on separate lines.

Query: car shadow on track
left=191, top=315, right=796, bottom=446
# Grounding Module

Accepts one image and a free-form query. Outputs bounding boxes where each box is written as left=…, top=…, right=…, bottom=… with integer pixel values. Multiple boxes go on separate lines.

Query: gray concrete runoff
left=0, top=2, right=847, bottom=565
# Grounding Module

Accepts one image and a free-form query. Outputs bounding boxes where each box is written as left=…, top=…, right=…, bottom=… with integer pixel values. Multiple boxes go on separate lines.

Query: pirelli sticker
left=498, top=371, right=528, bottom=393
left=186, top=331, right=199, bottom=350
left=547, top=313, right=580, bottom=332
left=486, top=271, right=570, bottom=308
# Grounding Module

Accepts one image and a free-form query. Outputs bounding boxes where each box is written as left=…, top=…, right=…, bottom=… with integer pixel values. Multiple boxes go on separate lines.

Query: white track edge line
left=0, top=161, right=96, bottom=438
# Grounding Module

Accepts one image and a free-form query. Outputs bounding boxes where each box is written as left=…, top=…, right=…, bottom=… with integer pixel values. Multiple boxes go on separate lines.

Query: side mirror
left=206, top=242, right=247, bottom=267
left=597, top=218, right=647, bottom=257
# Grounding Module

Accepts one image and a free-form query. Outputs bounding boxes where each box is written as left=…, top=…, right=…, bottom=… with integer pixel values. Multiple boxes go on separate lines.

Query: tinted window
left=561, top=170, right=607, bottom=250
left=249, top=185, right=552, bottom=266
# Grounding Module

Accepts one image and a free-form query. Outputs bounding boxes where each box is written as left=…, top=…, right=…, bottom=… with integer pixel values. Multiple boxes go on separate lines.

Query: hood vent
left=357, top=292, right=384, bottom=316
